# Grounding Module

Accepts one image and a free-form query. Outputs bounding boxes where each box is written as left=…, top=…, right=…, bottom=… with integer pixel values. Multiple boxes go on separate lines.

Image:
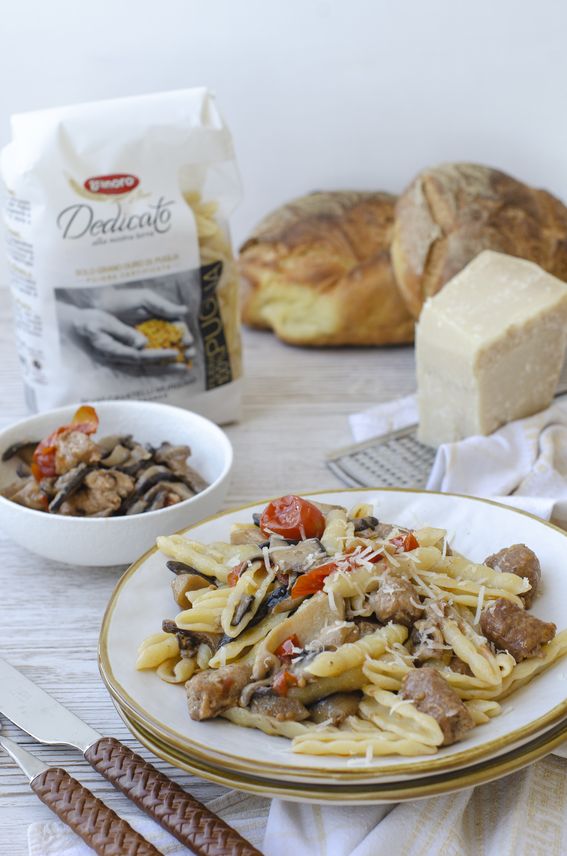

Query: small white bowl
left=0, top=400, right=233, bottom=566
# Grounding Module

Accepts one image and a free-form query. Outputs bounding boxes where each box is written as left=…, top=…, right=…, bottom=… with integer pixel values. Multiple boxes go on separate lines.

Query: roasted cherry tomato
left=31, top=405, right=99, bottom=481
left=290, top=546, right=386, bottom=598
left=291, top=559, right=344, bottom=597
left=227, top=561, right=248, bottom=587
left=273, top=670, right=299, bottom=697
left=274, top=634, right=301, bottom=661
left=260, top=495, right=325, bottom=540
left=389, top=532, right=419, bottom=553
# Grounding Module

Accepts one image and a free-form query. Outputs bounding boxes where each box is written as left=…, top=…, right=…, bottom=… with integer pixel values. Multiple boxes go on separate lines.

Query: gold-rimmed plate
left=115, top=698, right=567, bottom=804
left=99, top=489, right=567, bottom=785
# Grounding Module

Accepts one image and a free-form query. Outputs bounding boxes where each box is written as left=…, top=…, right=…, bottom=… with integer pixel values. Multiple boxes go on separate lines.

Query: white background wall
left=1, top=0, right=567, bottom=284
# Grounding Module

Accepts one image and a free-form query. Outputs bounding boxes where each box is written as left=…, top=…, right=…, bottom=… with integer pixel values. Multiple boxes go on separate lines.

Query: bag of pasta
left=0, top=88, right=243, bottom=422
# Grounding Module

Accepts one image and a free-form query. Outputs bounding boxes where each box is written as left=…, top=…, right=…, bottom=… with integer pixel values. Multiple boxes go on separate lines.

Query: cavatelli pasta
left=138, top=494, right=567, bottom=761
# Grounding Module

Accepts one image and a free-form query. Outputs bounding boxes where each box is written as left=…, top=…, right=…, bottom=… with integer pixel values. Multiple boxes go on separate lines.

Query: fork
left=0, top=727, right=162, bottom=855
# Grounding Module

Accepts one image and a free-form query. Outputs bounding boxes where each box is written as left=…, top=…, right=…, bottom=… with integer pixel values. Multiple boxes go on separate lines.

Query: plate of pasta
left=99, top=489, right=567, bottom=786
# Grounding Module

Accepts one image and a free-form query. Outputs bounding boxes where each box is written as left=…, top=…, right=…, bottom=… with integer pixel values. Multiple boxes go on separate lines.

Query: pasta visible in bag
left=0, top=88, right=242, bottom=422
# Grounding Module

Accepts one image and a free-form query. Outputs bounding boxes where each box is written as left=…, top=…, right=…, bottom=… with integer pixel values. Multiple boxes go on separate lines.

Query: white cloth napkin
left=265, top=755, right=567, bottom=856
left=28, top=790, right=268, bottom=855
left=426, top=397, right=567, bottom=527
left=350, top=394, right=567, bottom=526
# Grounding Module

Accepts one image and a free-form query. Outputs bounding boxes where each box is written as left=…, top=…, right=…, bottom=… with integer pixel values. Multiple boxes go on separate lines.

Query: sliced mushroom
left=99, top=443, right=133, bottom=468
left=115, top=442, right=153, bottom=476
left=166, top=560, right=217, bottom=585
left=1, top=477, right=47, bottom=510
left=231, top=594, right=255, bottom=626
left=353, top=516, right=379, bottom=532
left=162, top=619, right=222, bottom=656
left=96, top=434, right=133, bottom=453
left=48, top=463, right=93, bottom=513
left=269, top=538, right=325, bottom=573
left=133, top=465, right=196, bottom=498
left=239, top=678, right=273, bottom=707
left=154, top=442, right=208, bottom=493
left=250, top=689, right=310, bottom=721
left=117, top=478, right=193, bottom=514
left=230, top=524, right=266, bottom=546
left=309, top=692, right=362, bottom=725
left=1, top=440, right=38, bottom=464
left=171, top=573, right=209, bottom=606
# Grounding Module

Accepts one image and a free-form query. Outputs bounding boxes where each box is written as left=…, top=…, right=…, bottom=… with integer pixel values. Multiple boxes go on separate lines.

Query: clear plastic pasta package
left=0, top=88, right=243, bottom=423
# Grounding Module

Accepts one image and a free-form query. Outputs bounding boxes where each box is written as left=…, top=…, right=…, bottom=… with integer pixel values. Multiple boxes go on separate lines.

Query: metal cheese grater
left=327, top=424, right=436, bottom=489
left=328, top=384, right=567, bottom=490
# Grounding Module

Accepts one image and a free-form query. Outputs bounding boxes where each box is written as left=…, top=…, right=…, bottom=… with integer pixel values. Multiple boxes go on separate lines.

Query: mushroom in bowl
left=0, top=401, right=232, bottom=566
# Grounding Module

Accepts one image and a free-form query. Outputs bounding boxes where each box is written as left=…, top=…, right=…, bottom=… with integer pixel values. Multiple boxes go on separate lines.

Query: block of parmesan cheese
left=416, top=251, right=567, bottom=446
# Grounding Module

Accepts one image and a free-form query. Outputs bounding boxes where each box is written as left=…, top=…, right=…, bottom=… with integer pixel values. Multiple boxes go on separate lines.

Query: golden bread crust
left=239, top=191, right=415, bottom=346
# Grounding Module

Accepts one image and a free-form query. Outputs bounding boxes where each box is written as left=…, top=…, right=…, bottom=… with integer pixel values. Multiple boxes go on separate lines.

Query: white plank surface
left=0, top=288, right=416, bottom=854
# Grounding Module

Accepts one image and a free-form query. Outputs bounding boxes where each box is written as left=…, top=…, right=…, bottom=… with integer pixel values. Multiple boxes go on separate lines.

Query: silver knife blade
left=0, top=730, right=46, bottom=781
left=0, top=657, right=100, bottom=753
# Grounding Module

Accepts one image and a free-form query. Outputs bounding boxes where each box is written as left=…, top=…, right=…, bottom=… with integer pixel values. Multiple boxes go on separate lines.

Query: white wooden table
left=0, top=288, right=416, bottom=854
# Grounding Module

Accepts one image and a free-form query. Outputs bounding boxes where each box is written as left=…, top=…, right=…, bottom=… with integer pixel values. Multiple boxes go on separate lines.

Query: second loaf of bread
left=391, top=162, right=567, bottom=318
left=239, top=191, right=415, bottom=346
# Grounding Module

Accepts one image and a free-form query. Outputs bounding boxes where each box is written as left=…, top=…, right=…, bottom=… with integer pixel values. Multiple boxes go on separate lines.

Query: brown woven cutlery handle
left=86, top=737, right=263, bottom=856
left=31, top=767, right=162, bottom=856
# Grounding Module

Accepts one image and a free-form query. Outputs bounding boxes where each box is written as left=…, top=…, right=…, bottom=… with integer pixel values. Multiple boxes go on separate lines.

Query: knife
left=0, top=727, right=162, bottom=855
left=0, top=657, right=262, bottom=856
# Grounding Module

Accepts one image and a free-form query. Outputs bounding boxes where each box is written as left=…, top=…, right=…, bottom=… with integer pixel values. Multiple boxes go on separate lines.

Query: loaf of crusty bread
left=239, top=191, right=415, bottom=346
left=391, top=163, right=567, bottom=318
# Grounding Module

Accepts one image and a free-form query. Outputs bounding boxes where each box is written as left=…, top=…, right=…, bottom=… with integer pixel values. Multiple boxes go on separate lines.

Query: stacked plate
left=99, top=489, right=567, bottom=804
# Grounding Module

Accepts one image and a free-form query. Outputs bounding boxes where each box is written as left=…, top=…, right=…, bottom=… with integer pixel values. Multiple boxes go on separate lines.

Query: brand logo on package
left=83, top=174, right=140, bottom=195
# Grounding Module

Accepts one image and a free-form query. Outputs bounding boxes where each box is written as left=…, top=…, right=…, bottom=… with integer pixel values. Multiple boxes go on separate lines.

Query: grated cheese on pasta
left=411, top=573, right=437, bottom=599
left=389, top=698, right=415, bottom=716
left=262, top=546, right=272, bottom=573
left=473, top=585, right=486, bottom=626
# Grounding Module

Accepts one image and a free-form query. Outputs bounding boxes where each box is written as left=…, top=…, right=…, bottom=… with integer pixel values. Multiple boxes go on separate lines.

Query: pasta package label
left=0, top=88, right=243, bottom=422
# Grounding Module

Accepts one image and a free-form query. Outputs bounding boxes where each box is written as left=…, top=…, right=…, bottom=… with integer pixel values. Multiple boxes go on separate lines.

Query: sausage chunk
left=484, top=544, right=541, bottom=608
left=449, top=656, right=473, bottom=676
left=54, top=429, right=102, bottom=474
left=480, top=598, right=555, bottom=662
left=185, top=662, right=252, bottom=720
left=400, top=667, right=474, bottom=746
left=409, top=603, right=448, bottom=663
left=369, top=573, right=423, bottom=627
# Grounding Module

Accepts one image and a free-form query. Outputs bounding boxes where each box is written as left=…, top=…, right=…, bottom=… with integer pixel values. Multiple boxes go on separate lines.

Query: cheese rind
left=416, top=251, right=567, bottom=446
